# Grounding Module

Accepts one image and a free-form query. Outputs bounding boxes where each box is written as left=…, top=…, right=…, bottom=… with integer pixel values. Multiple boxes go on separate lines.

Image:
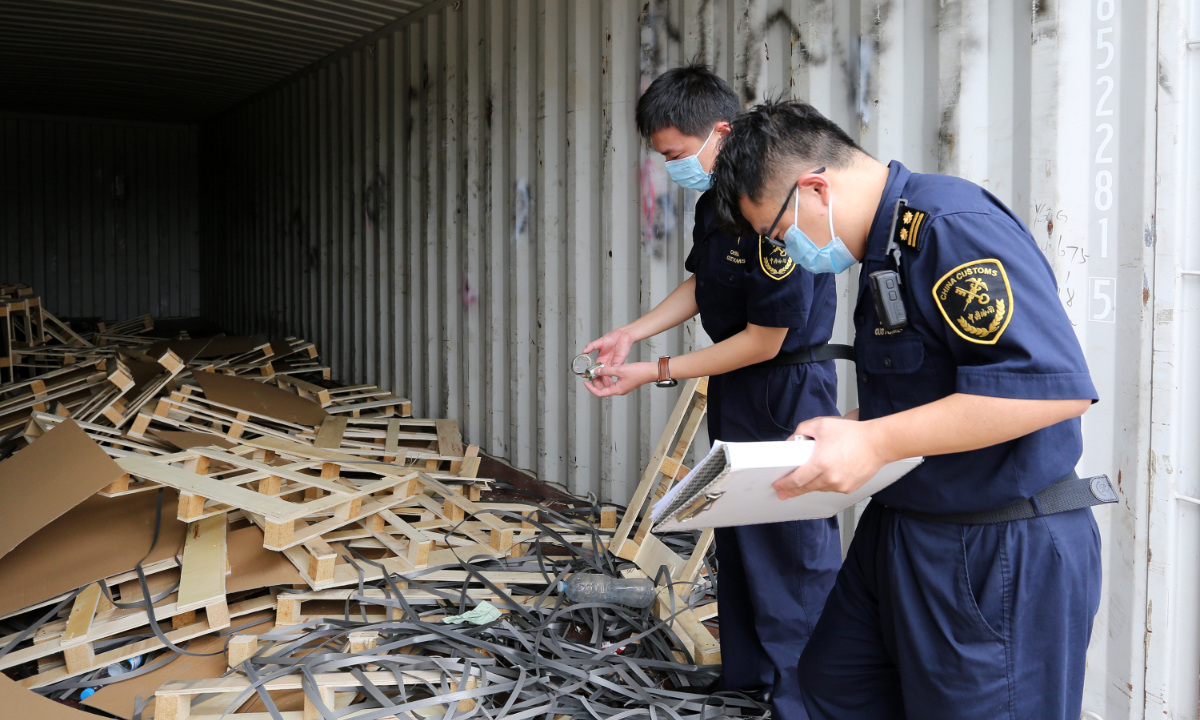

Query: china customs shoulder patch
left=932, top=259, right=1014, bottom=344
left=758, top=235, right=795, bottom=280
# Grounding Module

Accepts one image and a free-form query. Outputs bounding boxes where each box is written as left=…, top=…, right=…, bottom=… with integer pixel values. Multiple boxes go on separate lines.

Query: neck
left=831, top=159, right=891, bottom=260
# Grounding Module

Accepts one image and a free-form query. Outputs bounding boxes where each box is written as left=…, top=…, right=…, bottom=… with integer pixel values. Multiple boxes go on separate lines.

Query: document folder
left=651, top=439, right=922, bottom=533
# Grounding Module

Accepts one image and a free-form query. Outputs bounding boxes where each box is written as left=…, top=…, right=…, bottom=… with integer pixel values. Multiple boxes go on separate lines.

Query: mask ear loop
left=694, top=125, right=717, bottom=157
left=826, top=188, right=836, bottom=245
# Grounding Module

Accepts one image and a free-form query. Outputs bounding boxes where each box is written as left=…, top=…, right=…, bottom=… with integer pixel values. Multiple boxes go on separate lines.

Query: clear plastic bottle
left=560, top=574, right=656, bottom=608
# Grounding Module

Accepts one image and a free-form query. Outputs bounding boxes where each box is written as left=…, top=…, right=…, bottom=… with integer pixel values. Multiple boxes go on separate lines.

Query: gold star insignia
left=899, top=228, right=909, bottom=241
left=903, top=211, right=914, bottom=225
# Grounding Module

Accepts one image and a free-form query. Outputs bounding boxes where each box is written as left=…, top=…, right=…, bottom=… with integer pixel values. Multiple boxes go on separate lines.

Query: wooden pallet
left=606, top=377, right=720, bottom=665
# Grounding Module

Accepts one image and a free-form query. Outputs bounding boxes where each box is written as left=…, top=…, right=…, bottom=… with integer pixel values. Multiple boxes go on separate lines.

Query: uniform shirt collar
left=864, top=161, right=912, bottom=261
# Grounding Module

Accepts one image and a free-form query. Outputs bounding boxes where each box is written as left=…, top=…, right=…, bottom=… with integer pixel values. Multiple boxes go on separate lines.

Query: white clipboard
left=650, top=439, right=922, bottom=532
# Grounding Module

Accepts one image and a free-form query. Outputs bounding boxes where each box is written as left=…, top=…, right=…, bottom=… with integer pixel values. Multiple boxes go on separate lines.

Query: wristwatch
left=655, top=356, right=678, bottom=388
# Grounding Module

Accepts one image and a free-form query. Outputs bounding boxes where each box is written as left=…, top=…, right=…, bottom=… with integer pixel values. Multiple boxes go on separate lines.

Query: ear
left=713, top=120, right=733, bottom=138
left=797, top=173, right=831, bottom=204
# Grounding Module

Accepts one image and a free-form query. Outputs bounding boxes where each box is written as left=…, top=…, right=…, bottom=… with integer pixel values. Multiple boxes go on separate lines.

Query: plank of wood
left=177, top=515, right=228, bottom=613
left=59, top=582, right=102, bottom=648
left=434, top=419, right=464, bottom=457
left=314, top=416, right=348, bottom=449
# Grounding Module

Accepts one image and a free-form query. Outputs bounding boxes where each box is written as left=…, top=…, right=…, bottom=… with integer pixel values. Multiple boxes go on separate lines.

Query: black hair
left=635, top=63, right=742, bottom=139
left=710, top=98, right=864, bottom=235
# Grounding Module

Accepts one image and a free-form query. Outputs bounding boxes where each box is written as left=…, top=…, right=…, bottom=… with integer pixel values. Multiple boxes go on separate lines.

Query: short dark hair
left=711, top=98, right=864, bottom=234
left=635, top=64, right=742, bottom=139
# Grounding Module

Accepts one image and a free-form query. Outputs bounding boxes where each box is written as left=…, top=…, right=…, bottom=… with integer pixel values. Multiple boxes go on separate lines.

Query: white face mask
left=663, top=126, right=717, bottom=191
left=780, top=186, right=857, bottom=275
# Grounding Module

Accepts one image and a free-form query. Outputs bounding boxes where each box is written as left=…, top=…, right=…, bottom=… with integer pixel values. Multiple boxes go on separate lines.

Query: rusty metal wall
left=1, top=113, right=200, bottom=320
left=198, top=2, right=1181, bottom=715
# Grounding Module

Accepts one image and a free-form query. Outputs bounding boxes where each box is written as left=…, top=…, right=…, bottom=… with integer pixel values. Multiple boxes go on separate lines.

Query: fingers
left=773, top=465, right=820, bottom=500
left=583, top=340, right=599, bottom=354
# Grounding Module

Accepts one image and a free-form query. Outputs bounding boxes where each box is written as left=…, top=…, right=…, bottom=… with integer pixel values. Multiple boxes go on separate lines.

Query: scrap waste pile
left=0, top=283, right=754, bottom=720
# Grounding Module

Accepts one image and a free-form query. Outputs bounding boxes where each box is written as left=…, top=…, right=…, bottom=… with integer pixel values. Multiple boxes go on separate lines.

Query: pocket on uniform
left=960, top=526, right=1009, bottom=643
left=763, top=371, right=795, bottom=434
left=859, top=335, right=924, bottom=375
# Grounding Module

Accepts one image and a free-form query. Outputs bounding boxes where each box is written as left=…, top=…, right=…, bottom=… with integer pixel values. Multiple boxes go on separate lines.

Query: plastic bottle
left=560, top=574, right=656, bottom=609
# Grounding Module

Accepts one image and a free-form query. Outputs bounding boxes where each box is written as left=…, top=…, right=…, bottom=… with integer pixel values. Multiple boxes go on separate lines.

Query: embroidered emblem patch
left=932, top=259, right=1013, bottom=344
left=892, top=201, right=929, bottom=252
left=758, top=235, right=795, bottom=280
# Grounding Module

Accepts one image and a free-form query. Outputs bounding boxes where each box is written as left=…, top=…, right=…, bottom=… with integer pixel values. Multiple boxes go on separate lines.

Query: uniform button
left=854, top=314, right=864, bottom=326
left=698, top=280, right=704, bottom=287
left=883, top=357, right=892, bottom=368
left=861, top=373, right=870, bottom=384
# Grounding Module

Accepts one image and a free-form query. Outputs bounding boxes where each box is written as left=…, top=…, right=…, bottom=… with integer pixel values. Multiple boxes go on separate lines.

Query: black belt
left=888, top=472, right=1118, bottom=525
left=758, top=343, right=856, bottom=366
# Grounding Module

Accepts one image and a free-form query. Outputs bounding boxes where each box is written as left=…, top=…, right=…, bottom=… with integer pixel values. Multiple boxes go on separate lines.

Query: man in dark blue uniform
left=710, top=99, right=1110, bottom=719
left=582, top=66, right=843, bottom=720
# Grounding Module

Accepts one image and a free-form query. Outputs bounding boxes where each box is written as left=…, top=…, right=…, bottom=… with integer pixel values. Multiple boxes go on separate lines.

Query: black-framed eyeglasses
left=763, top=167, right=825, bottom=248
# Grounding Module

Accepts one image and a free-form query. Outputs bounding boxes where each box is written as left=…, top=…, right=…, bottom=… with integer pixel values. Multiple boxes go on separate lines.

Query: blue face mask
left=664, top=126, right=717, bottom=191
left=779, top=185, right=857, bottom=275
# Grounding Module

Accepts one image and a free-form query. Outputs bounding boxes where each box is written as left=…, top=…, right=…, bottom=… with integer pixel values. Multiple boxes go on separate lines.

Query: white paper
left=651, top=439, right=922, bottom=531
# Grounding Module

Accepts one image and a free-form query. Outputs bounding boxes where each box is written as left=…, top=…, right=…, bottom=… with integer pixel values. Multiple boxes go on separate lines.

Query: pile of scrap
left=0, top=289, right=746, bottom=720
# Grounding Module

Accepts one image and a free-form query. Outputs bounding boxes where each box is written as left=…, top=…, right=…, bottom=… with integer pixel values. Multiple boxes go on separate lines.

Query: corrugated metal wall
left=199, top=2, right=1175, bottom=714
left=1, top=113, right=200, bottom=319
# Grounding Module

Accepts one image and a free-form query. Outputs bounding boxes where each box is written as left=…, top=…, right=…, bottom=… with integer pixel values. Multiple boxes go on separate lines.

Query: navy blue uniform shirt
left=686, top=191, right=837, bottom=353
left=859, top=161, right=1098, bottom=514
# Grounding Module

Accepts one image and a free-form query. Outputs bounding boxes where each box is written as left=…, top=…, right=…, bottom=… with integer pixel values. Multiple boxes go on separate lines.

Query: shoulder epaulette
left=891, top=199, right=930, bottom=252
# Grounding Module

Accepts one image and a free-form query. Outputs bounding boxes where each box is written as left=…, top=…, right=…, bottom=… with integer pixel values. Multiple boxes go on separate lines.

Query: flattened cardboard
left=145, top=336, right=269, bottom=362
left=0, top=674, right=96, bottom=720
left=143, top=338, right=214, bottom=363
left=152, top=430, right=237, bottom=451
left=195, top=335, right=269, bottom=358
left=115, top=525, right=302, bottom=603
left=0, top=492, right=188, bottom=618
left=82, top=611, right=281, bottom=720
left=0, top=419, right=126, bottom=558
left=227, top=524, right=304, bottom=591
left=196, top=370, right=327, bottom=426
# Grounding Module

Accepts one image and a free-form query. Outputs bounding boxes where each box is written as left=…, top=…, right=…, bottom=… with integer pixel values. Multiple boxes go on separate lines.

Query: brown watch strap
left=657, top=356, right=672, bottom=383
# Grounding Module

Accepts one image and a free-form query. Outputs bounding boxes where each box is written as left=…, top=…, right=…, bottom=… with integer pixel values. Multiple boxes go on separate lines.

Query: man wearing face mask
left=582, top=65, right=844, bottom=720
left=710, top=99, right=1108, bottom=719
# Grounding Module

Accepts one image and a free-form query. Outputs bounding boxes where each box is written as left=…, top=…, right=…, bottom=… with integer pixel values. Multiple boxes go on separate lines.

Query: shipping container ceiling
left=0, top=0, right=432, bottom=122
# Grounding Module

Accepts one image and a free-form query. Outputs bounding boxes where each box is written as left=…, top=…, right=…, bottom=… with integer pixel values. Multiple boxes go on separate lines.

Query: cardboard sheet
left=0, top=674, right=96, bottom=720
left=142, top=338, right=214, bottom=363
left=227, top=524, right=304, bottom=591
left=0, top=492, right=188, bottom=618
left=116, top=525, right=303, bottom=603
left=0, top=419, right=126, bottom=559
left=195, top=370, right=327, bottom=426
left=82, top=611, right=282, bottom=720
left=152, top=430, right=237, bottom=451
left=145, top=336, right=269, bottom=363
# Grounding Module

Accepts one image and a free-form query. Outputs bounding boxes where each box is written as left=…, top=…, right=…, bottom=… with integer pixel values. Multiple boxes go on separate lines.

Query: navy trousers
left=707, top=364, right=842, bottom=720
left=797, top=501, right=1102, bottom=720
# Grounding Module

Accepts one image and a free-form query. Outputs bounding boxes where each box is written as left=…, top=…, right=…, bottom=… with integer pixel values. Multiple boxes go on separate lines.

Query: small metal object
left=572, top=353, right=604, bottom=381
left=680, top=491, right=725, bottom=522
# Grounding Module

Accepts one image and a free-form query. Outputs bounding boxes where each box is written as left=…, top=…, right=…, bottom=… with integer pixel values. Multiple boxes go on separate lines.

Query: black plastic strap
left=891, top=472, right=1118, bottom=525
left=757, top=343, right=856, bottom=367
